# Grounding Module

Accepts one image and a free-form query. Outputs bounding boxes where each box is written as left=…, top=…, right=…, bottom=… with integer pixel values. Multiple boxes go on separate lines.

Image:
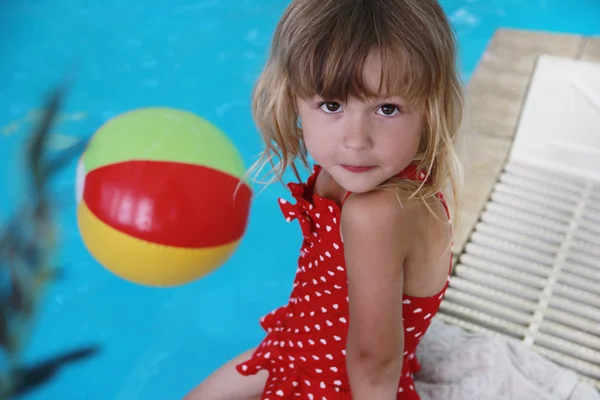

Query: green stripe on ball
left=82, top=107, right=247, bottom=181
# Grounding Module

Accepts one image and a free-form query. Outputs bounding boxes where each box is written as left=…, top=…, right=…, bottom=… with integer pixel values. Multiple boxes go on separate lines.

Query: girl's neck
left=312, top=167, right=348, bottom=207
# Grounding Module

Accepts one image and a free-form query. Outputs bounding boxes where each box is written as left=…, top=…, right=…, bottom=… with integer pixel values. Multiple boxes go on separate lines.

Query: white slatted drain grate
left=440, top=160, right=600, bottom=390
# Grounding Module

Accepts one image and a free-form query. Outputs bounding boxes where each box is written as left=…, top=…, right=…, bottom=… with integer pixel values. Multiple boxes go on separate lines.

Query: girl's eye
left=378, top=104, right=400, bottom=116
left=319, top=102, right=342, bottom=113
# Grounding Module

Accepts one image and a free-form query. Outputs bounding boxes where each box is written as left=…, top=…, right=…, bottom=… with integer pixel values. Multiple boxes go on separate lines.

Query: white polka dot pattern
left=236, top=165, right=452, bottom=400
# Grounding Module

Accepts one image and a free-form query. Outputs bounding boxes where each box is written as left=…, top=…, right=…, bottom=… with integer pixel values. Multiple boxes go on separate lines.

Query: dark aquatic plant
left=0, top=83, right=100, bottom=398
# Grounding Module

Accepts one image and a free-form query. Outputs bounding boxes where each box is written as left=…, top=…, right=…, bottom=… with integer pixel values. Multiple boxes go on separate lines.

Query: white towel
left=414, top=318, right=600, bottom=400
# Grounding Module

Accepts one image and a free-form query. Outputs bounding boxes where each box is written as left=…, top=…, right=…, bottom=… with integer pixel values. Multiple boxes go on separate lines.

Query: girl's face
left=297, top=50, right=425, bottom=195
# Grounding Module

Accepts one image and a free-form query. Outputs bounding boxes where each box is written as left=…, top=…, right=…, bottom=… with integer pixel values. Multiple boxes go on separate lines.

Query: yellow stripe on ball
left=77, top=202, right=240, bottom=287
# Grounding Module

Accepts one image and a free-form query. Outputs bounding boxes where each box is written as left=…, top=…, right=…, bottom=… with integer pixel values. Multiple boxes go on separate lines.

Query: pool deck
left=452, top=28, right=600, bottom=257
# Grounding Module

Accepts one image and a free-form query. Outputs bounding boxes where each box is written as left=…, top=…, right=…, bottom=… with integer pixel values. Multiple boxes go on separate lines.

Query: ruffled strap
left=278, top=196, right=316, bottom=247
left=277, top=165, right=323, bottom=246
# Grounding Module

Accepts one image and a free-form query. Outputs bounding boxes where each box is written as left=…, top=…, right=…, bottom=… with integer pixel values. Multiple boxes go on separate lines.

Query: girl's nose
left=343, top=117, right=372, bottom=151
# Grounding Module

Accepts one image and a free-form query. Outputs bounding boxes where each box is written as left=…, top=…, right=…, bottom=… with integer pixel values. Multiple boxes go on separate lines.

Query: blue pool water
left=0, top=1, right=598, bottom=399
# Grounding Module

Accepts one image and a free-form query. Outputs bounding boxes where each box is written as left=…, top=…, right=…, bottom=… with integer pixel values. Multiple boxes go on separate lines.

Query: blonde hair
left=247, top=0, right=465, bottom=219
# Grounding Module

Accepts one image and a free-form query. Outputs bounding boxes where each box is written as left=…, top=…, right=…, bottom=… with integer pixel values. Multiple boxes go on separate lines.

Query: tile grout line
left=522, top=181, right=593, bottom=347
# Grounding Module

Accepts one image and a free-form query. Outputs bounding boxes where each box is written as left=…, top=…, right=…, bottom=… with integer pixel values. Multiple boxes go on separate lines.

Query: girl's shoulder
left=341, top=188, right=452, bottom=294
left=341, top=187, right=446, bottom=231
left=340, top=189, right=414, bottom=258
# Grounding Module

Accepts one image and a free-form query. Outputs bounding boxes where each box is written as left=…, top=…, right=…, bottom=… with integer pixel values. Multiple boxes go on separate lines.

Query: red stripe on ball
left=83, top=160, right=251, bottom=248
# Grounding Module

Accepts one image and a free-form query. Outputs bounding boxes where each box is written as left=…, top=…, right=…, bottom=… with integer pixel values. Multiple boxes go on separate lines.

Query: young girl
left=185, top=0, right=463, bottom=398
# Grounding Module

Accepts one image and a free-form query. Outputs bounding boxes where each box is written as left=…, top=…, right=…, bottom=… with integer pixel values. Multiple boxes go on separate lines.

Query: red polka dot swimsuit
left=236, top=164, right=452, bottom=399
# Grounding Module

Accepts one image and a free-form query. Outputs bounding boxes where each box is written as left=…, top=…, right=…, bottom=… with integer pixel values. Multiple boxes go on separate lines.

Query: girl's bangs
left=286, top=40, right=433, bottom=105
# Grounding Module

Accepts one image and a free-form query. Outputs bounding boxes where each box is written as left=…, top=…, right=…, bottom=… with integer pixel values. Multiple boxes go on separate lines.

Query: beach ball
left=75, top=107, right=252, bottom=287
